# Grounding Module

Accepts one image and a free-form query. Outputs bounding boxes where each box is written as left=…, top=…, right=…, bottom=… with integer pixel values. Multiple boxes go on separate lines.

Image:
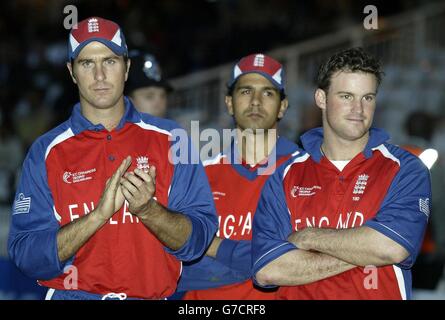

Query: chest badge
left=352, top=174, right=369, bottom=201
left=62, top=168, right=96, bottom=184
left=291, top=185, right=321, bottom=198
left=136, top=156, right=150, bottom=173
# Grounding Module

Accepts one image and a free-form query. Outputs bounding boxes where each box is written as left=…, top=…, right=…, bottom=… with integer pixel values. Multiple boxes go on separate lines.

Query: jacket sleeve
left=177, top=254, right=249, bottom=291
left=177, top=239, right=252, bottom=291
left=365, top=150, right=431, bottom=269
left=8, top=142, right=66, bottom=280
left=166, top=135, right=218, bottom=261
left=251, top=164, right=297, bottom=287
left=214, top=239, right=252, bottom=275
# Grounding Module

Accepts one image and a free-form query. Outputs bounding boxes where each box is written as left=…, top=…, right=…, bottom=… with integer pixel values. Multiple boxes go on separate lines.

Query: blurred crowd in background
left=0, top=0, right=423, bottom=149
left=1, top=0, right=445, bottom=299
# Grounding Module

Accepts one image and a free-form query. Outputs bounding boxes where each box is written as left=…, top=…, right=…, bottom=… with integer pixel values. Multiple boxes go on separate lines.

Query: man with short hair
left=8, top=17, right=217, bottom=300
left=252, top=47, right=431, bottom=299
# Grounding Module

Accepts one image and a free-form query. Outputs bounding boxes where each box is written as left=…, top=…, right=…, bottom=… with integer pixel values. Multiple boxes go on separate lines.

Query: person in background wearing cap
left=174, top=53, right=302, bottom=300
left=251, top=47, right=431, bottom=299
left=7, top=16, right=217, bottom=300
left=126, top=50, right=172, bottom=118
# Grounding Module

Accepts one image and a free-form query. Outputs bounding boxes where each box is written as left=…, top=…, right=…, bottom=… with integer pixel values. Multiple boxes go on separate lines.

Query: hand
left=95, top=156, right=132, bottom=222
left=120, top=165, right=156, bottom=218
left=287, top=228, right=314, bottom=250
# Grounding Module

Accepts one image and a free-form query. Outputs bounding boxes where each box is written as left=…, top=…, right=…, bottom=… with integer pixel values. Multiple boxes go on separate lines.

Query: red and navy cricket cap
left=228, top=53, right=286, bottom=95
left=68, top=17, right=128, bottom=61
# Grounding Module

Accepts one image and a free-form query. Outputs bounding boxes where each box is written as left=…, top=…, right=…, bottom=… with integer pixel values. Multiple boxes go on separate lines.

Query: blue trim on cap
left=69, top=37, right=127, bottom=61
left=228, top=70, right=286, bottom=94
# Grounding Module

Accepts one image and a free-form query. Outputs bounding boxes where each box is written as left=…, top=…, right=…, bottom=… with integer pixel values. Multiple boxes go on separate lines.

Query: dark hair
left=317, top=47, right=384, bottom=91
left=226, top=80, right=286, bottom=101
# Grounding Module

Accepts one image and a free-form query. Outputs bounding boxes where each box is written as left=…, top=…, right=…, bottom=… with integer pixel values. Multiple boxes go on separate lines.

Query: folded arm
left=256, top=246, right=356, bottom=287
left=290, top=226, right=409, bottom=267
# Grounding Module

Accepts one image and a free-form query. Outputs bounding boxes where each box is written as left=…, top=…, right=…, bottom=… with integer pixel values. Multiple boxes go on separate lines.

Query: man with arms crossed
left=252, top=47, right=431, bottom=299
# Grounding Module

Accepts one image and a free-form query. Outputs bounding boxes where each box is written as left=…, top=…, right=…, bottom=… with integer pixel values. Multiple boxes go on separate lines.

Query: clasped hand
left=120, top=165, right=157, bottom=219
left=95, top=157, right=157, bottom=222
